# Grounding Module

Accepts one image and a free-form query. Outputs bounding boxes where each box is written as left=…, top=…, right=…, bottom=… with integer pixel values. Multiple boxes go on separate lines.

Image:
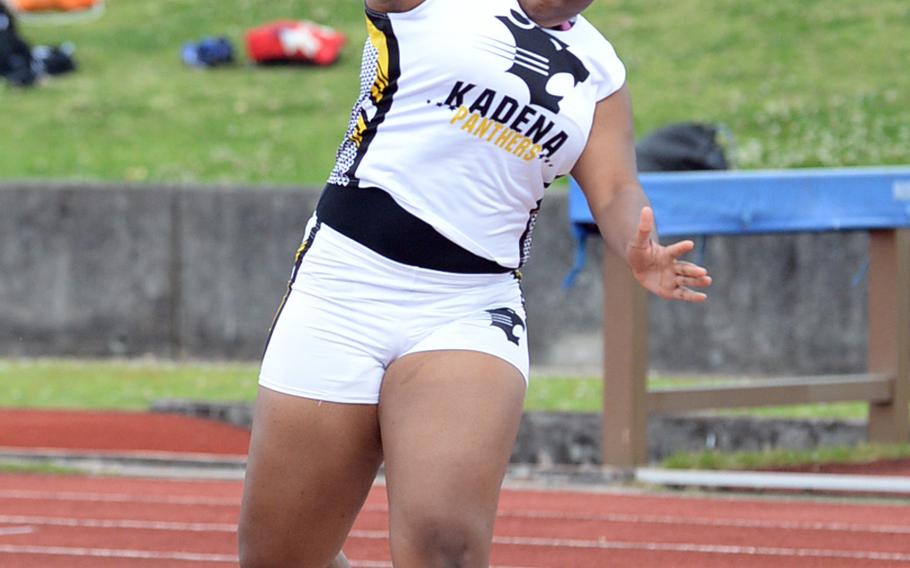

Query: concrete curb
left=637, top=468, right=910, bottom=494
left=0, top=448, right=630, bottom=487
left=0, top=448, right=247, bottom=480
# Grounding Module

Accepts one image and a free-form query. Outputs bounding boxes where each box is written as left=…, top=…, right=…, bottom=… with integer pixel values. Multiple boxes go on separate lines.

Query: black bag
left=0, top=3, right=37, bottom=86
left=635, top=122, right=732, bottom=173
left=33, top=43, right=76, bottom=75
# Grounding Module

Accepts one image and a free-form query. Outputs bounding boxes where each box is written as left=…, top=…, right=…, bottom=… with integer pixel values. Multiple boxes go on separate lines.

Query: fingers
left=674, top=260, right=709, bottom=279
left=675, top=275, right=712, bottom=289
left=672, top=260, right=711, bottom=303
left=666, top=239, right=695, bottom=258
left=632, top=207, right=655, bottom=249
left=629, top=219, right=713, bottom=303
left=672, top=287, right=708, bottom=303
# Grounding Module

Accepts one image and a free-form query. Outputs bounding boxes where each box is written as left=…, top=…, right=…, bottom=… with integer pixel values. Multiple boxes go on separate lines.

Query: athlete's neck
left=517, top=0, right=592, bottom=28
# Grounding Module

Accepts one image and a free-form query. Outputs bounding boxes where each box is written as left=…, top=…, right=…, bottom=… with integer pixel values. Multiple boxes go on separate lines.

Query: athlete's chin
left=519, top=0, right=594, bottom=27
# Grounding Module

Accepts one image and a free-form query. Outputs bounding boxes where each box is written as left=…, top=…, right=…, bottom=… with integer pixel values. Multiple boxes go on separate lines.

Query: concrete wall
left=149, top=399, right=870, bottom=464
left=522, top=196, right=870, bottom=375
left=0, top=181, right=317, bottom=360
left=0, top=181, right=871, bottom=375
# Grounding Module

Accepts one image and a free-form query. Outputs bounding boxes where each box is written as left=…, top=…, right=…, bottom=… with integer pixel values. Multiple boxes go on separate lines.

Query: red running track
left=0, top=410, right=251, bottom=456
left=2, top=473, right=910, bottom=567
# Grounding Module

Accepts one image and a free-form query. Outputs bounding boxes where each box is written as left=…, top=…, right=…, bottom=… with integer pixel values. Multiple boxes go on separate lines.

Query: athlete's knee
left=395, top=514, right=490, bottom=567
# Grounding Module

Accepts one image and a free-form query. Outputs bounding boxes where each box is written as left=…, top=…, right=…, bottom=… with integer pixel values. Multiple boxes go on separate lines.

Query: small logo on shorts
left=487, top=307, right=525, bottom=346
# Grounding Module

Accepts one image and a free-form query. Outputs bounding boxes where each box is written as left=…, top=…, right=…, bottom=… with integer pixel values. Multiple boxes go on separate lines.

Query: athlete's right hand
left=626, top=207, right=712, bottom=303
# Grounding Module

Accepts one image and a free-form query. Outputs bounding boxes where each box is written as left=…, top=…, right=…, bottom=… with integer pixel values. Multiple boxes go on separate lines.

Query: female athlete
left=238, top=1, right=712, bottom=566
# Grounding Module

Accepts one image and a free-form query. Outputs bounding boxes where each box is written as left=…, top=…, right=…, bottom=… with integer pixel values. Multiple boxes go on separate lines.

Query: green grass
left=705, top=401, right=869, bottom=421
left=0, top=358, right=889, bottom=421
left=2, top=1, right=368, bottom=185
left=0, top=461, right=84, bottom=476
left=524, top=374, right=876, bottom=419
left=662, top=443, right=910, bottom=471
left=0, top=359, right=258, bottom=410
left=0, top=359, right=739, bottom=412
left=0, top=358, right=599, bottom=411
left=2, top=0, right=908, bottom=186
left=523, top=373, right=733, bottom=413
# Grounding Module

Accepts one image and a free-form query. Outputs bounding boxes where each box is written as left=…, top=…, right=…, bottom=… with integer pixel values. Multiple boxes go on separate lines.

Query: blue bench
left=566, top=166, right=910, bottom=286
left=565, top=166, right=910, bottom=467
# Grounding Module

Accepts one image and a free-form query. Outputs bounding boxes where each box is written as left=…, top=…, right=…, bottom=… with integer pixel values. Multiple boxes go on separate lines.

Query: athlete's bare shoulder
left=364, top=0, right=425, bottom=13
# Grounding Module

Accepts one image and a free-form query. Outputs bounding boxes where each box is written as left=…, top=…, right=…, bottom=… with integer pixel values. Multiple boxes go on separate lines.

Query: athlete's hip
left=291, top=214, right=524, bottom=311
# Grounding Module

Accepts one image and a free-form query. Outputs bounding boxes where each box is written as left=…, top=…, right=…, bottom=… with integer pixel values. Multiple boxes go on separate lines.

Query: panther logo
left=487, top=10, right=590, bottom=113
left=487, top=307, right=526, bottom=346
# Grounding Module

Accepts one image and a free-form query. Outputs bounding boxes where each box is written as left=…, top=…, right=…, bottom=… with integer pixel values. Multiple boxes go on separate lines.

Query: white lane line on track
left=0, top=544, right=237, bottom=563
left=0, top=515, right=235, bottom=533
left=0, top=526, right=34, bottom=536
left=490, top=535, right=910, bottom=563
left=365, top=506, right=910, bottom=536
left=4, top=489, right=910, bottom=536
left=0, top=544, right=527, bottom=568
left=492, top=509, right=910, bottom=535
left=0, top=490, right=238, bottom=506
left=1, top=524, right=906, bottom=563
left=347, top=531, right=910, bottom=563
left=350, top=562, right=534, bottom=568
left=7, top=508, right=910, bottom=539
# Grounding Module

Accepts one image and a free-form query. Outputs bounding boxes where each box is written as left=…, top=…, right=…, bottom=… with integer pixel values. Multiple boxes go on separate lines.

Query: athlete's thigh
left=378, top=350, right=526, bottom=565
left=238, top=386, right=382, bottom=567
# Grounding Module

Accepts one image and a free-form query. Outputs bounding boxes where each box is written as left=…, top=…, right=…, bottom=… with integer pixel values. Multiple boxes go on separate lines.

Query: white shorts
left=259, top=218, right=529, bottom=404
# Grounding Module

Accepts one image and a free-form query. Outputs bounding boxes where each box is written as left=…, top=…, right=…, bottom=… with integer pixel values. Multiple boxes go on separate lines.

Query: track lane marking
left=0, top=544, right=528, bottom=568
left=2, top=522, right=908, bottom=563
left=4, top=490, right=910, bottom=536
left=350, top=562, right=534, bottom=568
left=5, top=510, right=910, bottom=539
left=0, top=544, right=237, bottom=563
left=490, top=508, right=910, bottom=535
left=0, top=526, right=34, bottom=537
left=0, top=518, right=521, bottom=568
left=0, top=490, right=238, bottom=506
left=0, top=515, right=235, bottom=532
left=490, top=535, right=910, bottom=562
left=346, top=531, right=910, bottom=562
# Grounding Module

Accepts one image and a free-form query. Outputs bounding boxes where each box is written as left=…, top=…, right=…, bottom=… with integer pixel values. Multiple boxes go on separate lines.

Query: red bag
left=13, top=0, right=99, bottom=12
left=245, top=20, right=345, bottom=66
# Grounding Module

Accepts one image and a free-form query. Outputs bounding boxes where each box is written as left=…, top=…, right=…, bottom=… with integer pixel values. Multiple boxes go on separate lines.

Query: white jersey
left=324, top=0, right=626, bottom=269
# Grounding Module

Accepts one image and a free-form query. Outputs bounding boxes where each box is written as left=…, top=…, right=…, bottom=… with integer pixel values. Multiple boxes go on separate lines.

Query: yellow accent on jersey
left=351, top=113, right=368, bottom=146
left=366, top=15, right=390, bottom=103
left=294, top=240, right=310, bottom=262
left=450, top=106, right=542, bottom=162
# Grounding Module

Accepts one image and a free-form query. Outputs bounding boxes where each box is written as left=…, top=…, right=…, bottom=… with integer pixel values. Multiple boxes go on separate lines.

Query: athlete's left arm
left=571, top=85, right=712, bottom=302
